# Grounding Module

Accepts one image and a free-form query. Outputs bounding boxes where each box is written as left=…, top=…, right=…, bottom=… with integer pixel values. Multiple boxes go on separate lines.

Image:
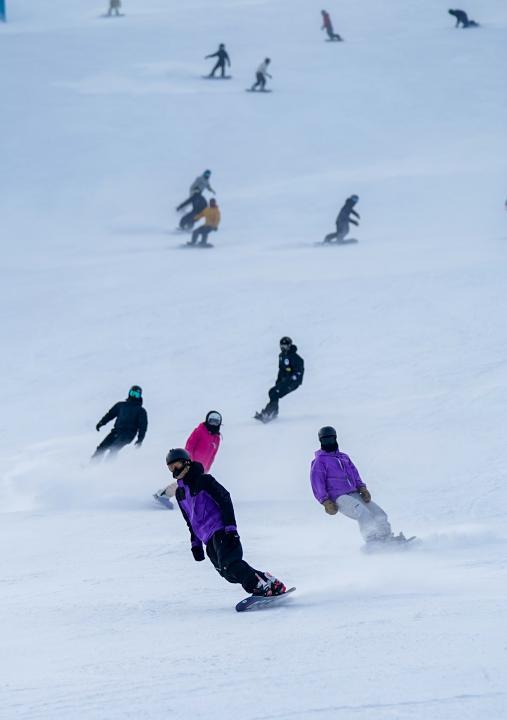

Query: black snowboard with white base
left=236, top=586, right=296, bottom=612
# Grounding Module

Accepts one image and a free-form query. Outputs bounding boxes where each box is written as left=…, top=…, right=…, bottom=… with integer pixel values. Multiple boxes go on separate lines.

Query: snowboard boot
left=252, top=572, right=286, bottom=597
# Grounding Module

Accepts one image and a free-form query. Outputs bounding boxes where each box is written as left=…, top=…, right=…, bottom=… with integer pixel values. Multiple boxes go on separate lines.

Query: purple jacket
left=176, top=462, right=237, bottom=549
left=310, top=449, right=365, bottom=503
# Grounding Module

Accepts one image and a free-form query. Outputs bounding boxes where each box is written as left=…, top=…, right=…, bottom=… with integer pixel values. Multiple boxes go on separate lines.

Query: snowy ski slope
left=1, top=1, right=507, bottom=718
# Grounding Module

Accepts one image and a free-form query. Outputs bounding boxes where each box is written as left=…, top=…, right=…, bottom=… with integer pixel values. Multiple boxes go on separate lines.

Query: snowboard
left=202, top=75, right=232, bottom=80
left=317, top=238, right=358, bottom=246
left=246, top=89, right=272, bottom=93
left=180, top=242, right=214, bottom=249
left=361, top=536, right=418, bottom=554
left=100, top=14, right=125, bottom=17
left=236, top=587, right=296, bottom=613
left=153, top=493, right=174, bottom=510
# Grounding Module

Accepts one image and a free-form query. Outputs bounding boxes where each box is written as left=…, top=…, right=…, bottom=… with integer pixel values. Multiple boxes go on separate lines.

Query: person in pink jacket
left=154, top=411, right=222, bottom=506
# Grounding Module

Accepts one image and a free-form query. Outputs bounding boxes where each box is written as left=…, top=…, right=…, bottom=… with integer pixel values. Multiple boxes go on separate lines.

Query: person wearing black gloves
left=324, top=194, right=360, bottom=243
left=255, top=337, right=304, bottom=423
left=167, top=448, right=286, bottom=597
left=448, top=9, right=479, bottom=28
left=205, top=43, right=231, bottom=78
left=92, top=385, right=148, bottom=459
left=176, top=189, right=208, bottom=231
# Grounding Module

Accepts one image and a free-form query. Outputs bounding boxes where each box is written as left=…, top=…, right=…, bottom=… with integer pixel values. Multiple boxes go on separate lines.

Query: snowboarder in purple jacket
left=310, top=427, right=409, bottom=547
left=166, top=448, right=287, bottom=597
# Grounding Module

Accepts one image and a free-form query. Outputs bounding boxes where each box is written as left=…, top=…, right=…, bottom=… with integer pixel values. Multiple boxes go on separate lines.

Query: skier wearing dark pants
left=205, top=44, right=231, bottom=77
left=255, top=337, right=304, bottom=422
left=189, top=198, right=220, bottom=246
left=167, top=448, right=286, bottom=597
left=92, top=385, right=147, bottom=459
left=324, top=194, right=360, bottom=243
left=176, top=189, right=207, bottom=230
left=251, top=59, right=271, bottom=91
left=448, top=9, right=479, bottom=28
left=321, top=10, right=343, bottom=41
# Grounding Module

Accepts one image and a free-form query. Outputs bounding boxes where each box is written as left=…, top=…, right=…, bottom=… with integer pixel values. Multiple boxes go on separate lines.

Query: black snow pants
left=210, top=60, right=226, bottom=77
left=180, top=210, right=197, bottom=230
left=252, top=72, right=266, bottom=90
left=326, top=26, right=342, bottom=41
left=324, top=220, right=349, bottom=243
left=93, top=430, right=132, bottom=458
left=206, top=530, right=259, bottom=593
left=190, top=225, right=216, bottom=245
left=262, top=379, right=300, bottom=417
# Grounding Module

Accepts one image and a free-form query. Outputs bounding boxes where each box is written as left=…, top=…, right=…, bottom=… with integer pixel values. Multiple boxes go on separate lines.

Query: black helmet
left=205, top=410, right=222, bottom=428
left=203, top=169, right=211, bottom=178
left=166, top=448, right=191, bottom=466
left=318, top=426, right=337, bottom=442
left=129, top=385, right=142, bottom=399
left=280, top=336, right=292, bottom=347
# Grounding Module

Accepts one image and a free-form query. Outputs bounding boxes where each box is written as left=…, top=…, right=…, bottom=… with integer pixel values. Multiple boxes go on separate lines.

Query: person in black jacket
left=324, top=194, right=360, bottom=243
left=92, top=385, right=148, bottom=459
left=167, top=448, right=286, bottom=597
left=176, top=189, right=208, bottom=231
left=255, top=337, right=304, bottom=423
left=448, top=9, right=479, bottom=28
left=205, top=44, right=231, bottom=78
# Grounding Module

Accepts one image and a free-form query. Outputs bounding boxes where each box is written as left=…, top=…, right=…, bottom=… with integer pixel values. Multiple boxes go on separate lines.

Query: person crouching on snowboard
left=189, top=198, right=220, bottom=246
left=324, top=194, right=359, bottom=243
left=154, top=411, right=223, bottom=503
left=92, top=385, right=147, bottom=459
left=176, top=188, right=207, bottom=231
left=167, top=448, right=286, bottom=597
left=255, top=337, right=304, bottom=422
left=310, top=426, right=409, bottom=547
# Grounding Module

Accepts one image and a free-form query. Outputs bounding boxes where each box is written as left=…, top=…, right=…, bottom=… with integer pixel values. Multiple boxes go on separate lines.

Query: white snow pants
left=335, top=492, right=392, bottom=542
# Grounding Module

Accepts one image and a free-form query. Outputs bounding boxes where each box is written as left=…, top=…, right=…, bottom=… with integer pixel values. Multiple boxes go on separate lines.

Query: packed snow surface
left=1, top=0, right=507, bottom=718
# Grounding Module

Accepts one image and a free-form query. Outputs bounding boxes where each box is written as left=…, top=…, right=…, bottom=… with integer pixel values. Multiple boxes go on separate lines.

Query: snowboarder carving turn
left=310, top=427, right=412, bottom=549
left=166, top=448, right=287, bottom=598
left=323, top=194, right=360, bottom=243
left=154, top=411, right=223, bottom=505
left=255, top=337, right=304, bottom=423
left=321, top=10, right=343, bottom=41
left=176, top=188, right=207, bottom=231
left=448, top=9, right=479, bottom=28
left=189, top=198, right=220, bottom=246
left=250, top=58, right=272, bottom=92
left=205, top=44, right=231, bottom=78
left=92, top=385, right=147, bottom=460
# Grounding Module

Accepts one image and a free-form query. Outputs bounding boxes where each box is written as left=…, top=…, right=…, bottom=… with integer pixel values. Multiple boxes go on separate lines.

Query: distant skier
left=321, top=10, right=343, bottom=41
left=448, top=9, right=479, bottom=28
left=189, top=169, right=215, bottom=196
left=310, top=427, right=410, bottom=548
left=189, top=198, right=221, bottom=246
left=250, top=58, right=272, bottom=92
left=205, top=44, right=231, bottom=78
left=255, top=337, right=304, bottom=423
left=166, top=448, right=287, bottom=597
left=92, top=385, right=147, bottom=459
left=154, top=411, right=223, bottom=503
left=106, top=0, right=122, bottom=16
left=176, top=188, right=208, bottom=231
left=324, top=194, right=360, bottom=243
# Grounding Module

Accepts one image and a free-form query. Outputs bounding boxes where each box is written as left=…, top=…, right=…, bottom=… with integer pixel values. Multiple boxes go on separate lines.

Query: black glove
left=192, top=545, right=205, bottom=562
left=358, top=486, right=371, bottom=503
left=95, top=423, right=102, bottom=432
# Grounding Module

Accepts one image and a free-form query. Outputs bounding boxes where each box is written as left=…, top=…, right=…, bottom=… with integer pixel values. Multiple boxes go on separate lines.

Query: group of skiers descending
left=91, top=334, right=412, bottom=601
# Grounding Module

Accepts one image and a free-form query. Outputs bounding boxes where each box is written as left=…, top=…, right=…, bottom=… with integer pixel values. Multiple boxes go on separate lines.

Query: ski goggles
left=206, top=412, right=222, bottom=427
left=129, top=389, right=142, bottom=399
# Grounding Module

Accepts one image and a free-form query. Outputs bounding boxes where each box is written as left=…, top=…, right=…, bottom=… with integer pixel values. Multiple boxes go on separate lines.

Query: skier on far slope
left=310, top=426, right=412, bottom=549
left=448, top=9, right=479, bottom=28
left=205, top=44, right=231, bottom=78
left=154, top=411, right=223, bottom=505
left=321, top=10, right=343, bottom=41
left=323, top=194, right=360, bottom=243
left=166, top=448, right=287, bottom=597
left=250, top=58, right=272, bottom=92
left=255, top=337, right=304, bottom=423
left=92, top=385, right=147, bottom=459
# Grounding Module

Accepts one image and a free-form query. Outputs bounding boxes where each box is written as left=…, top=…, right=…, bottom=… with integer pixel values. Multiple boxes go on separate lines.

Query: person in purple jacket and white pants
left=166, top=448, right=287, bottom=597
left=310, top=426, right=408, bottom=546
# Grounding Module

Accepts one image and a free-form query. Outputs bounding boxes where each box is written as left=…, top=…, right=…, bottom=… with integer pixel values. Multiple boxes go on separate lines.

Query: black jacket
left=276, top=344, right=305, bottom=386
left=177, top=193, right=207, bottom=214
left=337, top=199, right=360, bottom=226
left=97, top=397, right=148, bottom=442
left=206, top=48, right=230, bottom=65
left=449, top=9, right=469, bottom=26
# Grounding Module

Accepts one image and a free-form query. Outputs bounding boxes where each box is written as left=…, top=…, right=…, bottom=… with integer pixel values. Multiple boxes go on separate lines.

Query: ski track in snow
left=1, top=0, right=507, bottom=718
